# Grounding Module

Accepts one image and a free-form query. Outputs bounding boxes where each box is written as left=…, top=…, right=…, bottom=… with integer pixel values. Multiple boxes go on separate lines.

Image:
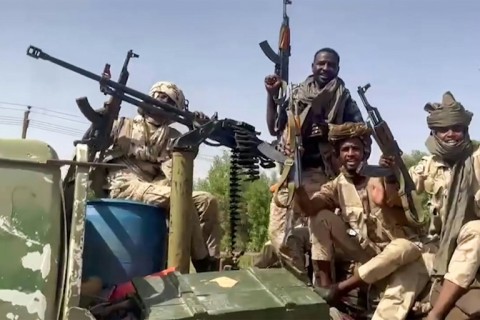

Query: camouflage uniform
left=103, top=82, right=221, bottom=264
left=268, top=75, right=364, bottom=270
left=406, top=92, right=480, bottom=319
left=409, top=147, right=480, bottom=289
left=303, top=123, right=433, bottom=320
left=310, top=174, right=434, bottom=320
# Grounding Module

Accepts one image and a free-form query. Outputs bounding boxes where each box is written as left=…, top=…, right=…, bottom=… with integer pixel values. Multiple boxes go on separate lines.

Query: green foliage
left=473, top=140, right=479, bottom=149
left=195, top=150, right=275, bottom=252
left=402, top=150, right=429, bottom=168
left=243, top=173, right=274, bottom=251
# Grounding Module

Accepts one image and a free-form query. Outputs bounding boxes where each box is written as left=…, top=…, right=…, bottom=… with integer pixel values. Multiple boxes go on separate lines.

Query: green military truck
left=0, top=138, right=331, bottom=320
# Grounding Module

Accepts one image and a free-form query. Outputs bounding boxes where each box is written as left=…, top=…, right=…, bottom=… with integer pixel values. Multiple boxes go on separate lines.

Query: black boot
left=209, top=258, right=220, bottom=272
left=192, top=256, right=212, bottom=273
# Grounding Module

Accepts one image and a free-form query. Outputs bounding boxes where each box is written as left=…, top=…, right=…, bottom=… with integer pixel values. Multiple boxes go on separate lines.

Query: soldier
left=264, top=48, right=364, bottom=279
left=102, top=81, right=221, bottom=272
left=408, top=92, right=480, bottom=320
left=296, top=122, right=433, bottom=320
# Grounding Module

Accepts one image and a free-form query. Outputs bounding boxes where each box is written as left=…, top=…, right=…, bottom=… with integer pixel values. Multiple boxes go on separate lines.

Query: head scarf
left=425, top=91, right=473, bottom=130
left=328, top=122, right=372, bottom=159
left=424, top=91, right=473, bottom=162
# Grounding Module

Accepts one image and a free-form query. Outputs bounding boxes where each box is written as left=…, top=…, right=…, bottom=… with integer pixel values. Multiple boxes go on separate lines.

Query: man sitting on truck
left=296, top=122, right=433, bottom=320
left=408, top=92, right=480, bottom=320
left=101, top=81, right=221, bottom=272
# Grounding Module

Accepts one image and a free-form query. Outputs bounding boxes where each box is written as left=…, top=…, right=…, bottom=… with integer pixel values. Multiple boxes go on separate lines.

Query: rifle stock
left=357, top=83, right=427, bottom=228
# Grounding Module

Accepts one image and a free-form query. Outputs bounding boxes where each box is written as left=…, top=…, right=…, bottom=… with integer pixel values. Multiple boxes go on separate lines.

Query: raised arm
left=264, top=75, right=284, bottom=136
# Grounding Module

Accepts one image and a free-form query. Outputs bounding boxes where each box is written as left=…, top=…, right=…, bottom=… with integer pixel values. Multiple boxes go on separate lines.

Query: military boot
left=192, top=256, right=213, bottom=273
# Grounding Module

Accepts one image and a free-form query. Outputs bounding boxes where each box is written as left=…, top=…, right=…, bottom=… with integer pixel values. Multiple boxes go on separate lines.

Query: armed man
left=296, top=122, right=434, bottom=320
left=406, top=92, right=480, bottom=320
left=101, top=81, right=221, bottom=272
left=264, top=48, right=364, bottom=279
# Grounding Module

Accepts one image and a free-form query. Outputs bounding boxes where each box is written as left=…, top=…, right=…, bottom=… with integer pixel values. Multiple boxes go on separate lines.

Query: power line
left=0, top=100, right=84, bottom=119
left=0, top=114, right=217, bottom=161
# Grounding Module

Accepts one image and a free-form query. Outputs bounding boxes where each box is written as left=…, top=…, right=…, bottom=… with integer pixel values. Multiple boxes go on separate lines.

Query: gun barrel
left=27, top=45, right=194, bottom=123
left=28, top=46, right=107, bottom=85
left=26, top=45, right=285, bottom=169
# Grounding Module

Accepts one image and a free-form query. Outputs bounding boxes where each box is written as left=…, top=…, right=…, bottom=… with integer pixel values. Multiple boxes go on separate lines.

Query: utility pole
left=21, top=106, right=31, bottom=139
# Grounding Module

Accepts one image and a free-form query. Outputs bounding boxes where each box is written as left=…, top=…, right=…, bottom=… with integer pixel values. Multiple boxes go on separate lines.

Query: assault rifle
left=61, top=48, right=138, bottom=219
left=78, top=50, right=138, bottom=153
left=357, top=83, right=426, bottom=228
left=259, top=0, right=292, bottom=138
left=26, top=45, right=281, bottom=170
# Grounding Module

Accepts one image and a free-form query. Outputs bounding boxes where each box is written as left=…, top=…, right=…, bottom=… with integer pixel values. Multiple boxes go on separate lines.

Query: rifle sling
left=396, top=173, right=426, bottom=228
left=271, top=105, right=310, bottom=208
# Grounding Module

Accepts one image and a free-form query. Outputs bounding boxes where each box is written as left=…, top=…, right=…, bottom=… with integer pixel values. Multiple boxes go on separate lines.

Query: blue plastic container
left=82, top=199, right=167, bottom=287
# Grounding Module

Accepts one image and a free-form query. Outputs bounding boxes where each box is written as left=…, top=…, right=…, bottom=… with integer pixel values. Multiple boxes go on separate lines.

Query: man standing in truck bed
left=263, top=47, right=365, bottom=282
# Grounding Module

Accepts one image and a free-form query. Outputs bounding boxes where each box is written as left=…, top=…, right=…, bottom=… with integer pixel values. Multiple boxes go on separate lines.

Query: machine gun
left=357, top=83, right=427, bottom=228
left=26, top=45, right=284, bottom=270
left=259, top=0, right=292, bottom=138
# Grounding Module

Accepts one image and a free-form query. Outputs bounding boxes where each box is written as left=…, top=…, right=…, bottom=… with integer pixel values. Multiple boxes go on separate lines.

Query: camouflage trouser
left=268, top=167, right=329, bottom=269
left=443, top=220, right=480, bottom=289
left=312, top=210, right=434, bottom=320
left=110, top=179, right=221, bottom=260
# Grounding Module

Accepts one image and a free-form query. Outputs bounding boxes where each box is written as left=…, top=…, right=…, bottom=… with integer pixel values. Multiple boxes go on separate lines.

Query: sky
left=0, top=0, right=479, bottom=180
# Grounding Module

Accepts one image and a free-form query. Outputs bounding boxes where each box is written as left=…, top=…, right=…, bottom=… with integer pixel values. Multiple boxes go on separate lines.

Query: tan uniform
left=310, top=173, right=433, bottom=320
left=269, top=166, right=329, bottom=269
left=104, top=115, right=221, bottom=259
left=409, top=147, right=480, bottom=289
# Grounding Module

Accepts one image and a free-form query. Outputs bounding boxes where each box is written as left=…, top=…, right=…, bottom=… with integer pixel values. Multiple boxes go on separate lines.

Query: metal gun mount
left=169, top=118, right=276, bottom=272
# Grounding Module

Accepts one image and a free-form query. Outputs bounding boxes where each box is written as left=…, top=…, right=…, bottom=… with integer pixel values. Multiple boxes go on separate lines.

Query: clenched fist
left=265, top=74, right=282, bottom=96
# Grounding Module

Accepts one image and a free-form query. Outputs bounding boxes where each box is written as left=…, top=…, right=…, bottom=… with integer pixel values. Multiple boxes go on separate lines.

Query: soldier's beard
left=314, top=74, right=334, bottom=87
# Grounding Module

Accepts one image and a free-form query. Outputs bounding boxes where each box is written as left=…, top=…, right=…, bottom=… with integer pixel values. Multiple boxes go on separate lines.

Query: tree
left=195, top=150, right=274, bottom=252
left=402, top=150, right=429, bottom=169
